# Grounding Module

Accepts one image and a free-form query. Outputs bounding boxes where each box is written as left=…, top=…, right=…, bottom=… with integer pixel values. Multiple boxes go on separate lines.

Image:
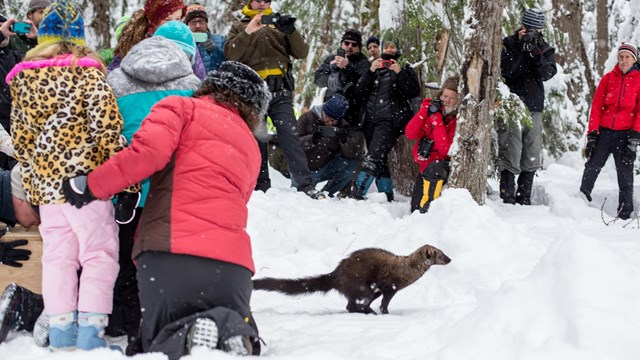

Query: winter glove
left=201, top=38, right=215, bottom=52
left=0, top=239, right=31, bottom=268
left=62, top=175, right=96, bottom=209
left=275, top=15, right=297, bottom=35
left=427, top=99, right=444, bottom=115
left=584, top=132, right=598, bottom=161
left=336, top=128, right=348, bottom=143
left=114, top=191, right=141, bottom=225
left=623, top=132, right=640, bottom=164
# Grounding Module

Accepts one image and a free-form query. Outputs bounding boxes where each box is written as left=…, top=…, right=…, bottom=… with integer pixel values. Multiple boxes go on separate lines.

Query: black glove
left=623, top=132, right=640, bottom=164
left=584, top=132, right=598, bottom=161
left=201, top=38, right=215, bottom=52
left=275, top=15, right=297, bottom=35
left=115, top=192, right=141, bottom=225
left=0, top=239, right=31, bottom=268
left=336, top=128, right=348, bottom=143
left=312, top=128, right=323, bottom=143
left=62, top=175, right=96, bottom=209
left=428, top=99, right=443, bottom=115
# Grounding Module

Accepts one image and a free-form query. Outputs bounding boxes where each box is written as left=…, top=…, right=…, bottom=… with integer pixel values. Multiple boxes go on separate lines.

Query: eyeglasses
left=342, top=40, right=359, bottom=48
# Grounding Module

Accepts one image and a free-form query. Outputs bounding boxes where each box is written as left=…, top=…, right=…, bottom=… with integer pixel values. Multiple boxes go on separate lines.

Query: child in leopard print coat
left=6, top=0, right=133, bottom=351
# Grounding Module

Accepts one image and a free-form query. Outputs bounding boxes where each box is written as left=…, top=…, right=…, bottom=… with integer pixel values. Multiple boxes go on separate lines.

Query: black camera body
left=522, top=29, right=538, bottom=52
left=428, top=99, right=444, bottom=115
left=261, top=14, right=280, bottom=24
left=418, top=137, right=434, bottom=158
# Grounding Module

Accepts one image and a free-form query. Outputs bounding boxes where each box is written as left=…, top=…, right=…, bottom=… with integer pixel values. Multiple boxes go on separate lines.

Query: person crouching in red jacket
left=580, top=43, right=640, bottom=220
left=61, top=61, right=271, bottom=358
left=405, top=76, right=459, bottom=213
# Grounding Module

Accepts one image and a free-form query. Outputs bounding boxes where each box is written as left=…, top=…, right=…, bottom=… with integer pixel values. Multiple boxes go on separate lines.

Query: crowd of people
left=0, top=0, right=638, bottom=358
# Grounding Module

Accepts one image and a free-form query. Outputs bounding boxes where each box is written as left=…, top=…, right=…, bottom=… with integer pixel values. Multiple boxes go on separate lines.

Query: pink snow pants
left=39, top=200, right=119, bottom=315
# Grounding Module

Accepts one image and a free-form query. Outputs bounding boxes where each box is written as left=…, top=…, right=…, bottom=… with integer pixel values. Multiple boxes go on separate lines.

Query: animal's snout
left=439, top=254, right=451, bottom=265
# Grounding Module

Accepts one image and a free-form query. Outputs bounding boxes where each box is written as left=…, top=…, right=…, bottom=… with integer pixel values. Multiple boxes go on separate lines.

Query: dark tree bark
left=448, top=0, right=504, bottom=204
left=595, top=0, right=608, bottom=76
left=89, top=0, right=110, bottom=50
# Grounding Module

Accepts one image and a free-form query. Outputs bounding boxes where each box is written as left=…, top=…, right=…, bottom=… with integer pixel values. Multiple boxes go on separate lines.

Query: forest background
left=1, top=0, right=639, bottom=196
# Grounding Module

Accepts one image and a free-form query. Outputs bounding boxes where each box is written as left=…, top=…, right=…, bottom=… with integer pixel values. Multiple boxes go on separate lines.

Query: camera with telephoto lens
left=428, top=99, right=444, bottom=114
left=418, top=137, right=434, bottom=158
left=522, top=29, right=538, bottom=52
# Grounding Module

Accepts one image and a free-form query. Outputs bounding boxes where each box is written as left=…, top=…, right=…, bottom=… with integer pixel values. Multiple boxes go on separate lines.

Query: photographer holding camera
left=225, top=0, right=323, bottom=199
left=349, top=39, right=420, bottom=202
left=296, top=94, right=365, bottom=196
left=405, top=76, right=459, bottom=213
left=315, top=28, right=371, bottom=127
left=499, top=8, right=557, bottom=205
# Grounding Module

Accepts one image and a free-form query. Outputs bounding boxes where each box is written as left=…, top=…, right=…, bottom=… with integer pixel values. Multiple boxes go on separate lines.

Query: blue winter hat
left=37, top=0, right=85, bottom=48
left=522, top=8, right=545, bottom=30
left=323, top=94, right=349, bottom=121
left=153, top=20, right=197, bottom=64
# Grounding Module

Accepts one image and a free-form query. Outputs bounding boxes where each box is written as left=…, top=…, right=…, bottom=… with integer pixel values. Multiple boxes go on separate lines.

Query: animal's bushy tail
left=253, top=274, right=335, bottom=295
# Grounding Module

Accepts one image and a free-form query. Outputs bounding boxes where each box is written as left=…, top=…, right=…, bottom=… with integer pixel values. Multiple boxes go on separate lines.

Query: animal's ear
left=426, top=248, right=436, bottom=258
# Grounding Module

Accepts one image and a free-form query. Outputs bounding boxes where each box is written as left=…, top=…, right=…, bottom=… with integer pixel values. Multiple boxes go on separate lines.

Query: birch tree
left=448, top=0, right=504, bottom=204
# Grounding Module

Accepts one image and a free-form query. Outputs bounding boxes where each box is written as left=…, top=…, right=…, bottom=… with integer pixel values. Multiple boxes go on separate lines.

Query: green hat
left=115, top=16, right=130, bottom=41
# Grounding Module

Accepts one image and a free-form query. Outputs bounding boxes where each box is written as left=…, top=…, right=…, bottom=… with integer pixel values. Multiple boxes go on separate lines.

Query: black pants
left=257, top=89, right=312, bottom=191
left=361, top=119, right=400, bottom=177
left=105, top=209, right=143, bottom=354
left=137, top=251, right=257, bottom=360
left=411, top=161, right=450, bottom=213
left=580, top=128, right=634, bottom=217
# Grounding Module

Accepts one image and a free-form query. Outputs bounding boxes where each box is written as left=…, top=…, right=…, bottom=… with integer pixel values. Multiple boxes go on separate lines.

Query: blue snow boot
left=375, top=177, right=394, bottom=202
left=351, top=171, right=375, bottom=200
left=76, top=312, right=108, bottom=350
left=49, top=311, right=78, bottom=351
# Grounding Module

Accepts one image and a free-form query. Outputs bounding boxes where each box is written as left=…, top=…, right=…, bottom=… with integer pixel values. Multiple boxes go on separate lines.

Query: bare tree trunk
left=89, top=0, right=110, bottom=50
left=595, top=0, right=608, bottom=76
left=448, top=0, right=504, bottom=204
left=551, top=0, right=595, bottom=101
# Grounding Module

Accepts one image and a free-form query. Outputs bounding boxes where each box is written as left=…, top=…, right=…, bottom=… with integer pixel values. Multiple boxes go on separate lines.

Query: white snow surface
left=2, top=152, right=640, bottom=360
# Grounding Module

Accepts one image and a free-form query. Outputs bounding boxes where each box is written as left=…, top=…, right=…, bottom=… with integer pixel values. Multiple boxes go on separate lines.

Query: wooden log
left=0, top=226, right=42, bottom=294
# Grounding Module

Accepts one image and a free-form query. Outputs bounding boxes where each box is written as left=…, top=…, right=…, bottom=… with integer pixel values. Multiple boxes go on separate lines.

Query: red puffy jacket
left=405, top=98, right=457, bottom=172
left=88, top=96, right=261, bottom=273
left=588, top=65, right=640, bottom=133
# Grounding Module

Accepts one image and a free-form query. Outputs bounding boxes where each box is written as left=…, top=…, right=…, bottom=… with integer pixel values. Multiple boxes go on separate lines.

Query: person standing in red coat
left=580, top=43, right=640, bottom=220
left=62, top=61, right=271, bottom=358
left=405, top=76, right=459, bottom=213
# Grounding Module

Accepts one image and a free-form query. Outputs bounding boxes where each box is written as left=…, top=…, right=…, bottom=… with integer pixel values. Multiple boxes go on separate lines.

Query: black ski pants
left=411, top=161, right=450, bottom=213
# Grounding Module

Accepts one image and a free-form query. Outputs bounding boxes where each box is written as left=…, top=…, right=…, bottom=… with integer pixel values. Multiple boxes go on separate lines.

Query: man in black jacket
left=297, top=94, right=365, bottom=196
left=499, top=8, right=557, bottom=205
left=350, top=39, right=420, bottom=201
left=314, top=28, right=371, bottom=127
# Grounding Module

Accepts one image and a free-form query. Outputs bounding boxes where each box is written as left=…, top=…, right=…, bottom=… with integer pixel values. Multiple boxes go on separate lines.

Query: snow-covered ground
left=2, top=151, right=640, bottom=360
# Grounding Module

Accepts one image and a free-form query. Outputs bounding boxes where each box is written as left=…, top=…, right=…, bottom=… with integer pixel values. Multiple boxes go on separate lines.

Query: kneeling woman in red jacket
left=580, top=43, right=640, bottom=220
left=63, top=62, right=271, bottom=358
left=405, top=76, right=459, bottom=213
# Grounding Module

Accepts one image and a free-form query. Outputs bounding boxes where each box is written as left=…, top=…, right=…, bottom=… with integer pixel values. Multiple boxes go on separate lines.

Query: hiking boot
left=222, top=335, right=252, bottom=356
left=579, top=189, right=592, bottom=202
left=49, top=311, right=78, bottom=351
left=300, top=186, right=326, bottom=200
left=76, top=312, right=109, bottom=350
left=186, top=317, right=218, bottom=353
left=33, top=311, right=49, bottom=348
left=499, top=170, right=516, bottom=204
left=515, top=171, right=535, bottom=205
left=0, top=283, right=45, bottom=344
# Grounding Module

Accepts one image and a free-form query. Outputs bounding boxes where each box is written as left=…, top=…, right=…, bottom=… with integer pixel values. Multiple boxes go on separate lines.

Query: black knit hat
left=366, top=35, right=379, bottom=47
left=323, top=94, right=349, bottom=121
left=184, top=9, right=207, bottom=25
left=202, top=61, right=272, bottom=117
left=341, top=28, right=362, bottom=46
left=522, top=8, right=545, bottom=30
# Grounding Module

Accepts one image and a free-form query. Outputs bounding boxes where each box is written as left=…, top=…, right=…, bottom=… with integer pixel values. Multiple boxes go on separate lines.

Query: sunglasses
left=254, top=0, right=271, bottom=3
left=342, top=40, right=359, bottom=47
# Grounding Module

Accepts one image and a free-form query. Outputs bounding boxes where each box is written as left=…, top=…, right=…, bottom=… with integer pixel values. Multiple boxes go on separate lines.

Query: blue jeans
left=293, top=156, right=360, bottom=195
